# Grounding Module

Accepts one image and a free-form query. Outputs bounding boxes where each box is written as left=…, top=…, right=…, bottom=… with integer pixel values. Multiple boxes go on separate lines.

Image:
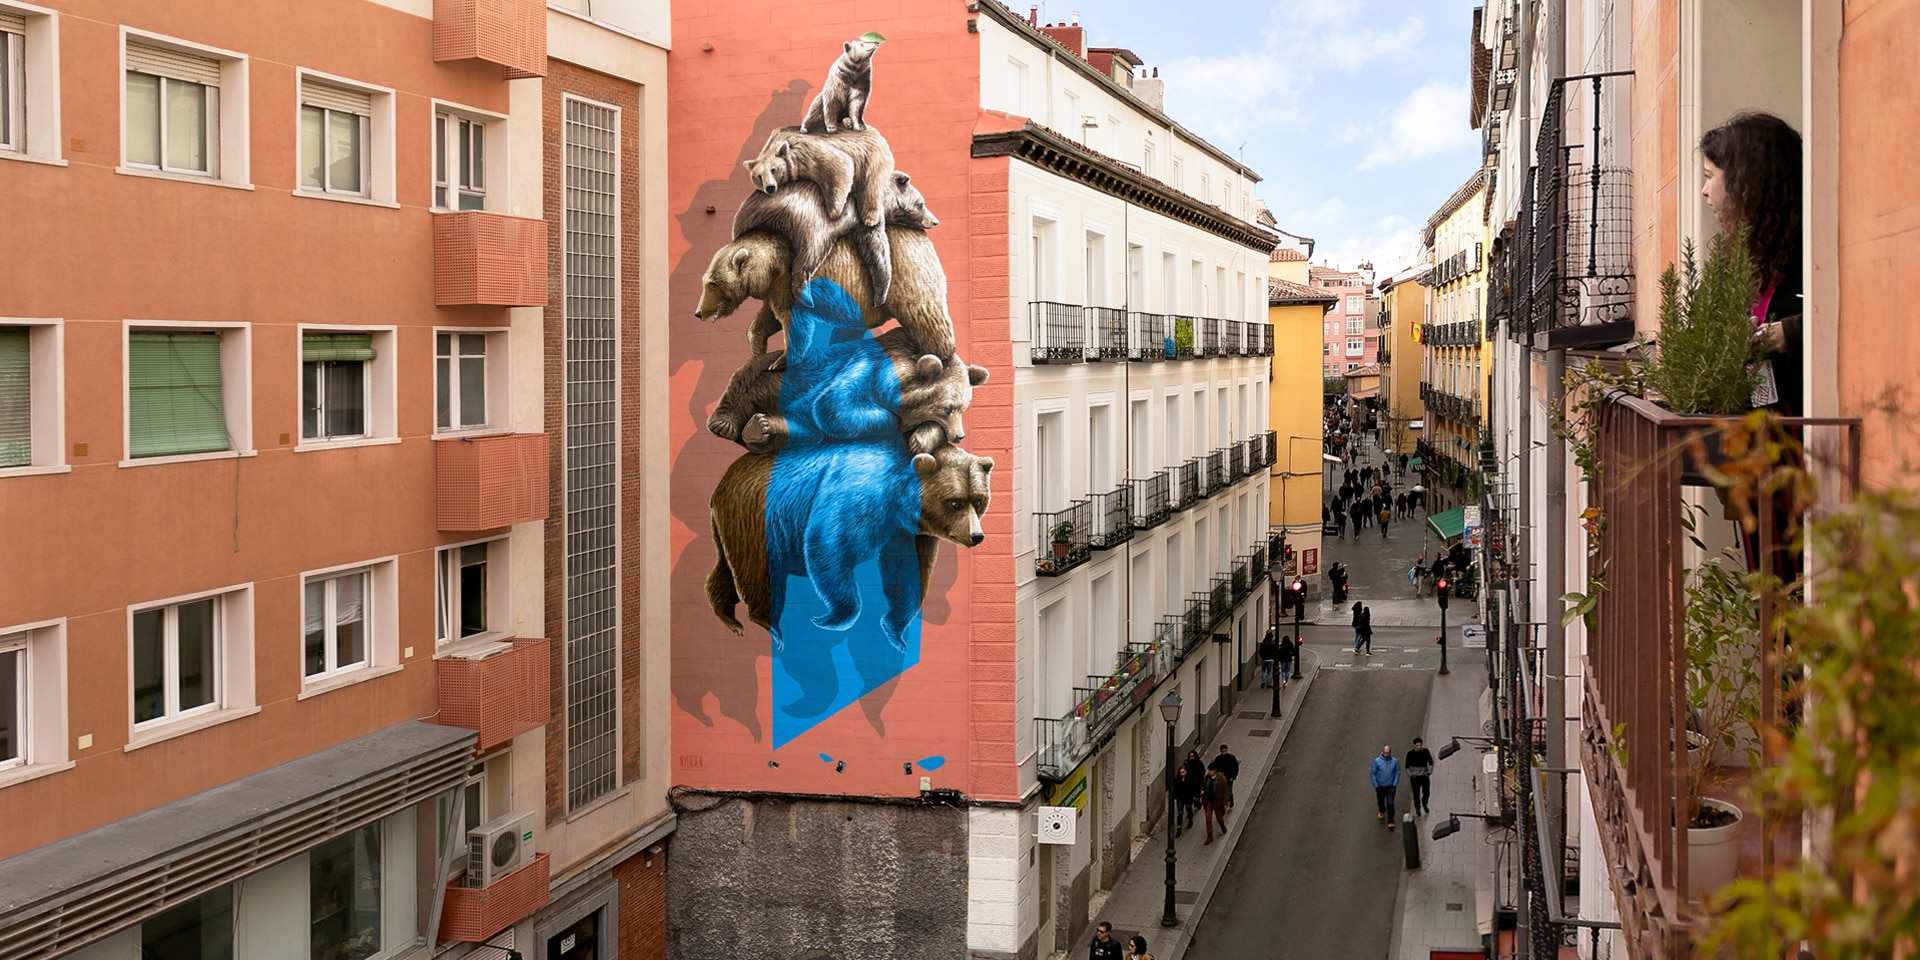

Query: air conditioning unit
left=467, top=811, right=536, bottom=887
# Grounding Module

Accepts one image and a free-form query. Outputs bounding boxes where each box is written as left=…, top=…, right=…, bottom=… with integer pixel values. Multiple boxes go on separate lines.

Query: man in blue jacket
left=1370, top=745, right=1401, bottom=829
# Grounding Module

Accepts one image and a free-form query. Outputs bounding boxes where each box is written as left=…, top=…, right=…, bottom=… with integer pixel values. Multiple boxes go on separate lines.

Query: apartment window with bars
left=125, top=43, right=220, bottom=176
left=562, top=98, right=620, bottom=810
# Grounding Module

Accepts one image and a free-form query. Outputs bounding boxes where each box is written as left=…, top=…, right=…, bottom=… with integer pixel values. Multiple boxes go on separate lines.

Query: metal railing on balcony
left=1580, top=393, right=1861, bottom=951
left=1230, top=558, right=1251, bottom=606
left=1261, top=430, right=1277, bottom=467
left=1202, top=451, right=1227, bottom=496
left=1181, top=597, right=1210, bottom=658
left=1169, top=316, right=1197, bottom=359
left=1170, top=459, right=1201, bottom=511
left=1034, top=637, right=1164, bottom=782
left=1087, top=485, right=1133, bottom=549
left=1228, top=441, right=1246, bottom=480
left=1034, top=500, right=1092, bottom=576
left=1029, top=301, right=1087, bottom=363
left=1130, top=471, right=1170, bottom=529
left=1524, top=74, right=1637, bottom=350
left=1208, top=579, right=1232, bottom=629
left=1128, top=311, right=1168, bottom=362
left=1226, top=320, right=1246, bottom=356
left=1087, top=307, right=1127, bottom=361
left=1190, top=317, right=1213, bottom=358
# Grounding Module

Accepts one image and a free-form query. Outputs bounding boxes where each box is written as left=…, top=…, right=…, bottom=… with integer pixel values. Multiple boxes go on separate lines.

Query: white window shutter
left=0, top=10, right=27, bottom=34
left=126, top=42, right=221, bottom=87
left=301, top=80, right=372, bottom=116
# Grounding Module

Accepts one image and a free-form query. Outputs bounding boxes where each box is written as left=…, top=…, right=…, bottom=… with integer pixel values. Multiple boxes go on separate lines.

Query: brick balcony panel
left=435, top=638, right=550, bottom=752
left=436, top=433, right=551, bottom=531
left=433, top=0, right=547, bottom=77
left=440, top=852, right=551, bottom=942
left=433, top=211, right=550, bottom=306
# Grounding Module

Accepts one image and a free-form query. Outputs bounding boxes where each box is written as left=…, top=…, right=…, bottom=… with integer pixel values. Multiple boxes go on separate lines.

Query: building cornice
left=970, top=0, right=1263, bottom=183
left=974, top=123, right=1280, bottom=252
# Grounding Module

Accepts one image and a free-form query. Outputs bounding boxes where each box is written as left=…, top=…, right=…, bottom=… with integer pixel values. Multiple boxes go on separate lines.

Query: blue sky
left=1056, top=0, right=1487, bottom=273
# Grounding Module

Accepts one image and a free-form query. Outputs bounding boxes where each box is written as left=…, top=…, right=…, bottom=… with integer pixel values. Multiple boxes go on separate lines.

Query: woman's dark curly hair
left=1701, top=111, right=1802, bottom=291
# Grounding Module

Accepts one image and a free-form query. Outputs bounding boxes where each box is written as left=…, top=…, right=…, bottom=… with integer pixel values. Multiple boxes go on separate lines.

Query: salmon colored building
left=666, top=3, right=1277, bottom=957
left=0, top=1, right=673, bottom=957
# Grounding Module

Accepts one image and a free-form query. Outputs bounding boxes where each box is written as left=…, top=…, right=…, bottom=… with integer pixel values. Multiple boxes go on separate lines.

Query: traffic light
left=1282, top=544, right=1296, bottom=567
left=1286, top=578, right=1306, bottom=612
left=1435, top=579, right=1450, bottom=610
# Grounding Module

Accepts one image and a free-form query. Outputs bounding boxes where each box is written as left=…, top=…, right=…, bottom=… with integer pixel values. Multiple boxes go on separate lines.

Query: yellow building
left=1266, top=274, right=1337, bottom=579
left=1419, top=168, right=1492, bottom=504
left=1375, top=264, right=1429, bottom=457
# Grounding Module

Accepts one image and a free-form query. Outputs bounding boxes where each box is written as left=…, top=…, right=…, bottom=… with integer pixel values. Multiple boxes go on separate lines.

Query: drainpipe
left=1510, top=0, right=1537, bottom=956
left=1543, top=0, right=1568, bottom=780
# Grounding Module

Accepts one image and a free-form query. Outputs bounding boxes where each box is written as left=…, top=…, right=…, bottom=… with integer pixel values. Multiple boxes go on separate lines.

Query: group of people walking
left=1367, top=738, right=1436, bottom=829
left=1328, top=461, right=1399, bottom=542
left=1170, top=744, right=1242, bottom=845
left=1256, top=632, right=1299, bottom=688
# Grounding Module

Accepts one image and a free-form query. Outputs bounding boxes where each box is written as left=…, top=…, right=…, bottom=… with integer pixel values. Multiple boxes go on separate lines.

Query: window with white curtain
left=301, top=332, right=370, bottom=441
left=124, top=42, right=218, bottom=176
left=303, top=568, right=368, bottom=680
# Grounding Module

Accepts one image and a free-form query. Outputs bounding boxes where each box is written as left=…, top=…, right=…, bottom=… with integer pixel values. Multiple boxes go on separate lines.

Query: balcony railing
left=1580, top=393, right=1860, bottom=953
left=1035, top=637, right=1164, bottom=782
left=1087, top=307, right=1127, bottom=361
left=1170, top=460, right=1201, bottom=511
left=434, top=638, right=550, bottom=752
left=433, top=0, right=546, bottom=78
left=1203, top=450, right=1228, bottom=496
left=433, top=212, right=550, bottom=306
left=1181, top=596, right=1211, bottom=657
left=1087, top=485, right=1133, bottom=549
left=436, top=433, right=550, bottom=531
left=1228, top=441, right=1246, bottom=480
left=1030, top=301, right=1087, bottom=363
left=1171, top=317, right=1196, bottom=359
left=1035, top=500, right=1093, bottom=576
left=1225, top=320, right=1245, bottom=357
left=1130, top=471, right=1171, bottom=529
left=440, top=853, right=551, bottom=942
left=1261, top=430, right=1277, bottom=467
left=1519, top=75, right=1637, bottom=350
left=1128, top=311, right=1168, bottom=362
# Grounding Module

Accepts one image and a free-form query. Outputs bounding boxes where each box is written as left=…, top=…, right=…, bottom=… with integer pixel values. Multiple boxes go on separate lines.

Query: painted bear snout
left=970, top=531, right=984, bottom=545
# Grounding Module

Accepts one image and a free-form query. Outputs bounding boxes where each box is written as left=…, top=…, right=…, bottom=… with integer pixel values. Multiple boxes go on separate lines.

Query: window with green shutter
left=128, top=331, right=229, bottom=458
left=301, top=333, right=371, bottom=441
left=0, top=327, right=28, bottom=468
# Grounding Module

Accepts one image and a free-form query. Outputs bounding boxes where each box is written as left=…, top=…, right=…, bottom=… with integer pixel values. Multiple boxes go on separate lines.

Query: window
left=0, top=632, right=21, bottom=768
left=311, top=821, right=384, bottom=956
left=0, top=325, right=27, bottom=467
left=1142, top=142, right=1154, bottom=177
left=127, top=329, right=235, bottom=459
left=300, top=80, right=369, bottom=196
left=1347, top=317, right=1363, bottom=335
left=301, top=332, right=370, bottom=441
left=303, top=568, right=368, bottom=680
left=0, top=11, right=23, bottom=154
left=124, top=42, right=218, bottom=176
left=1171, top=156, right=1182, bottom=191
left=1200, top=171, right=1209, bottom=200
left=1346, top=294, right=1364, bottom=314
left=433, top=110, right=485, bottom=210
left=435, top=332, right=492, bottom=431
left=1347, top=338, right=1363, bottom=356
left=142, top=884, right=233, bottom=959
left=132, top=597, right=219, bottom=727
left=1322, top=342, right=1330, bottom=357
left=1006, top=57, right=1027, bottom=116
left=435, top=541, right=505, bottom=646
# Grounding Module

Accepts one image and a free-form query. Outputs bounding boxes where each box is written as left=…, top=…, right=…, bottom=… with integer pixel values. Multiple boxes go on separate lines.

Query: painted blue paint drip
left=764, top=278, right=924, bottom=749
left=916, top=756, right=946, bottom=771
left=818, top=753, right=835, bottom=763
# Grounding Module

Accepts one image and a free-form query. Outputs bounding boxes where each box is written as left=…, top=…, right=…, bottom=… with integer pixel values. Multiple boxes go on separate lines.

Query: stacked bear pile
left=692, top=37, right=994, bottom=745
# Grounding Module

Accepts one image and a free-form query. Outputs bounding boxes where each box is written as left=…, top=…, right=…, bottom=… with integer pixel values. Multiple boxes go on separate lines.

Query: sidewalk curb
left=1165, top=646, right=1323, bottom=960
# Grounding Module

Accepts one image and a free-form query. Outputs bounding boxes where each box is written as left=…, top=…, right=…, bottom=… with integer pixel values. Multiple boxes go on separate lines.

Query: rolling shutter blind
left=0, top=327, right=29, bottom=468
left=128, top=331, right=229, bottom=458
left=302, top=333, right=375, bottom=363
left=300, top=80, right=372, bottom=116
left=126, top=42, right=221, bottom=87
left=0, top=11, right=26, bottom=34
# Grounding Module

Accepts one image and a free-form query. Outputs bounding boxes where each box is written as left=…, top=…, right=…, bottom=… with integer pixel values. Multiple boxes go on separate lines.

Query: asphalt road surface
left=1184, top=627, right=1439, bottom=959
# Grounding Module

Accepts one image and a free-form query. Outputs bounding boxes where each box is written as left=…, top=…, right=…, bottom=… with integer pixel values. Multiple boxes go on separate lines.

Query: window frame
left=0, top=617, right=67, bottom=785
left=123, top=584, right=255, bottom=747
left=295, top=556, right=398, bottom=698
left=129, top=595, right=224, bottom=730
left=123, top=65, right=218, bottom=177
left=120, top=320, right=254, bottom=468
left=430, top=100, right=506, bottom=213
left=293, top=68, right=395, bottom=207
left=0, top=16, right=23, bottom=154
left=116, top=28, right=248, bottom=188
left=0, top=632, right=25, bottom=771
left=434, top=537, right=510, bottom=652
left=294, top=324, right=396, bottom=452
left=433, top=327, right=506, bottom=435
left=302, top=566, right=372, bottom=682
left=0, top=317, right=64, bottom=477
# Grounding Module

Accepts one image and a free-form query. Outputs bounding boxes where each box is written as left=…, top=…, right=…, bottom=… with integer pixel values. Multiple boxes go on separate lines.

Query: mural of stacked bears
left=693, top=36, right=994, bottom=747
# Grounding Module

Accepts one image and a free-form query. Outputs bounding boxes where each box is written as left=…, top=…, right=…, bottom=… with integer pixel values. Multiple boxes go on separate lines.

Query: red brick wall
left=614, top=842, right=669, bottom=958
left=542, top=59, right=647, bottom=823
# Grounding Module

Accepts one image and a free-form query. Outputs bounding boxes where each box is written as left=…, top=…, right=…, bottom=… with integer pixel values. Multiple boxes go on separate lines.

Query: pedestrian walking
left=1125, top=934, right=1153, bottom=960
left=1091, top=922, right=1123, bottom=960
left=1258, top=633, right=1280, bottom=688
left=1371, top=745, right=1402, bottom=828
left=1201, top=768, right=1230, bottom=844
left=1170, top=766, right=1196, bottom=837
left=1332, top=503, right=1346, bottom=538
left=1278, top=633, right=1298, bottom=686
left=1180, top=751, right=1207, bottom=828
left=1329, top=562, right=1348, bottom=603
left=1412, top=555, right=1429, bottom=597
left=1209, top=743, right=1241, bottom=810
left=1351, top=601, right=1365, bottom=652
left=1379, top=504, right=1392, bottom=539
left=1406, top=737, right=1435, bottom=817
left=1396, top=491, right=1409, bottom=519
left=1354, top=603, right=1374, bottom=655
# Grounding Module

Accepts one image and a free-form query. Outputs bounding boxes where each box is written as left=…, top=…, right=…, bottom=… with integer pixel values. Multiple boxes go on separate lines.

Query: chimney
left=1134, top=65, right=1164, bottom=111
left=1028, top=5, right=1038, bottom=25
left=1039, top=22, right=1087, bottom=58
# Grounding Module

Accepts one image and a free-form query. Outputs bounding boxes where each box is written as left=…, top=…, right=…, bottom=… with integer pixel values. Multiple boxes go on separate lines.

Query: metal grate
left=561, top=99, right=620, bottom=810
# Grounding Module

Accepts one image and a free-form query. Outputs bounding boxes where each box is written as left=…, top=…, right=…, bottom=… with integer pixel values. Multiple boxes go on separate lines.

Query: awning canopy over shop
left=1427, top=506, right=1465, bottom=541
left=0, top=721, right=476, bottom=959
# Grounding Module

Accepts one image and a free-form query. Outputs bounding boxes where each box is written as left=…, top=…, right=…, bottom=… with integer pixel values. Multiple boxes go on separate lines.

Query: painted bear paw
left=812, top=608, right=857, bottom=632
left=880, top=620, right=910, bottom=652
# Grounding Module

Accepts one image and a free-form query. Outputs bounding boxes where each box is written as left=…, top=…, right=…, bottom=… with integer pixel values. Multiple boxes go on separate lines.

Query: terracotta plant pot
left=1052, top=541, right=1071, bottom=558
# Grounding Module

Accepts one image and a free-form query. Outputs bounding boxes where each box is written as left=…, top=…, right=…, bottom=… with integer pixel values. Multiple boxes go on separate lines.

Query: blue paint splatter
left=916, top=756, right=946, bottom=771
left=818, top=753, right=835, bottom=763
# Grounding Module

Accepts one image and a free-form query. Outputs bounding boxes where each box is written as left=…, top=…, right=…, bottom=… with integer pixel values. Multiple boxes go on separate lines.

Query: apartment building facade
left=1373, top=262, right=1428, bottom=454
left=663, top=4, right=1278, bottom=958
left=0, top=1, right=672, bottom=957
left=1310, top=263, right=1377, bottom=378
left=1418, top=168, right=1491, bottom=500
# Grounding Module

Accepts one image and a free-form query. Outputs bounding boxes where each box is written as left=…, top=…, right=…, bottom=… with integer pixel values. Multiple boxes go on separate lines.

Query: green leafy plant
left=1679, top=504, right=1763, bottom=829
left=1048, top=520, right=1075, bottom=544
left=1645, top=228, right=1763, bottom=416
left=1173, top=318, right=1195, bottom=350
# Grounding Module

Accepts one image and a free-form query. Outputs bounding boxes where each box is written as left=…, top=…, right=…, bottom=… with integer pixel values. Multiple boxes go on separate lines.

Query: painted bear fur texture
left=705, top=279, right=988, bottom=455
left=706, top=440, right=993, bottom=650
left=694, top=224, right=956, bottom=362
left=731, top=172, right=935, bottom=307
left=801, top=39, right=880, bottom=135
left=745, top=126, right=895, bottom=232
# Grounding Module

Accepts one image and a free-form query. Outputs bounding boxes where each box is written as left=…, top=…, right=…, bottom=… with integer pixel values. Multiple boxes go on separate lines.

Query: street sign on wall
left=1302, top=548, right=1319, bottom=575
left=1462, top=624, right=1486, bottom=649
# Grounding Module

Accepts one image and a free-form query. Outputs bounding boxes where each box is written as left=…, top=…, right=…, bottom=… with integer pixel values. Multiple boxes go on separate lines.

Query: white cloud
left=1160, top=46, right=1303, bottom=149
left=1356, top=81, right=1477, bottom=171
left=1317, top=17, right=1425, bottom=72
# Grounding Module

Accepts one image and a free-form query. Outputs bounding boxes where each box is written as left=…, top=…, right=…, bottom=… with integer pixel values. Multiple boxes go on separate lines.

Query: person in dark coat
left=1258, top=633, right=1280, bottom=688
left=1091, top=922, right=1123, bottom=960
left=1278, top=633, right=1298, bottom=686
left=1178, top=750, right=1207, bottom=830
left=1406, top=737, right=1435, bottom=816
left=1352, top=602, right=1374, bottom=655
left=1201, top=768, right=1231, bottom=843
left=1209, top=743, right=1241, bottom=810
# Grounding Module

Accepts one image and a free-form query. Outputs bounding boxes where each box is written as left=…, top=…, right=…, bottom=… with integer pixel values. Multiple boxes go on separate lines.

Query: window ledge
left=291, top=189, right=401, bottom=210
left=297, top=663, right=404, bottom=701
left=0, top=151, right=68, bottom=168
left=0, top=464, right=72, bottom=479
left=124, top=705, right=261, bottom=753
left=431, top=631, right=516, bottom=660
left=114, top=165, right=253, bottom=191
left=293, top=435, right=403, bottom=454
left=431, top=427, right=513, bottom=441
left=0, top=760, right=76, bottom=791
left=119, top=449, right=258, bottom=469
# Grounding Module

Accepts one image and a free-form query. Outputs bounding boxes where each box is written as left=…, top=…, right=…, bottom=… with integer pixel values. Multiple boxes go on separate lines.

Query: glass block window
left=561, top=98, right=620, bottom=810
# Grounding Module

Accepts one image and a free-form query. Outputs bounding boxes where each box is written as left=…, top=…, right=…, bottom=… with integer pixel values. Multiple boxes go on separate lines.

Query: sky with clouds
left=1054, top=0, right=1486, bottom=274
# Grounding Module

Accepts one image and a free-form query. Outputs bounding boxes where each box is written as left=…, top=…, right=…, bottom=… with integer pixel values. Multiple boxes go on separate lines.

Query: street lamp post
left=1160, top=691, right=1183, bottom=928
left=1290, top=577, right=1306, bottom=681
left=1436, top=578, right=1451, bottom=675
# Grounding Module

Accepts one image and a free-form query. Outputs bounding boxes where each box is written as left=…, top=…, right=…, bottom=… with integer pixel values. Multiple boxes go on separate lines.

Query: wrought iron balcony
left=1231, top=557, right=1252, bottom=606
left=1181, top=596, right=1211, bottom=657
left=1128, top=311, right=1168, bottom=362
left=1087, top=485, right=1133, bottom=549
left=1170, top=460, right=1201, bottom=511
left=1261, top=430, right=1277, bottom=467
left=1208, top=578, right=1232, bottom=629
left=1171, top=316, right=1197, bottom=359
left=1034, top=637, right=1164, bottom=782
left=1087, top=307, right=1127, bottom=361
left=1130, top=471, right=1171, bottom=529
left=1203, top=450, right=1228, bottom=496
left=1034, top=500, right=1093, bottom=576
left=1225, top=320, right=1245, bottom=357
left=1029, top=301, right=1087, bottom=363
left=1228, top=441, right=1246, bottom=480
left=1516, top=75, right=1637, bottom=350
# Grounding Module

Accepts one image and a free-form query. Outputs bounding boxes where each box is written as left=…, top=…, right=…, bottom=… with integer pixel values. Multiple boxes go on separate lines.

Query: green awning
left=1409, top=457, right=1424, bottom=469
left=1426, top=506, right=1465, bottom=541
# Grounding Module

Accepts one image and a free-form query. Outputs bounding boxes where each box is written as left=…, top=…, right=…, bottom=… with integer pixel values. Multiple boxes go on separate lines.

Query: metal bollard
left=1402, top=812, right=1420, bottom=869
